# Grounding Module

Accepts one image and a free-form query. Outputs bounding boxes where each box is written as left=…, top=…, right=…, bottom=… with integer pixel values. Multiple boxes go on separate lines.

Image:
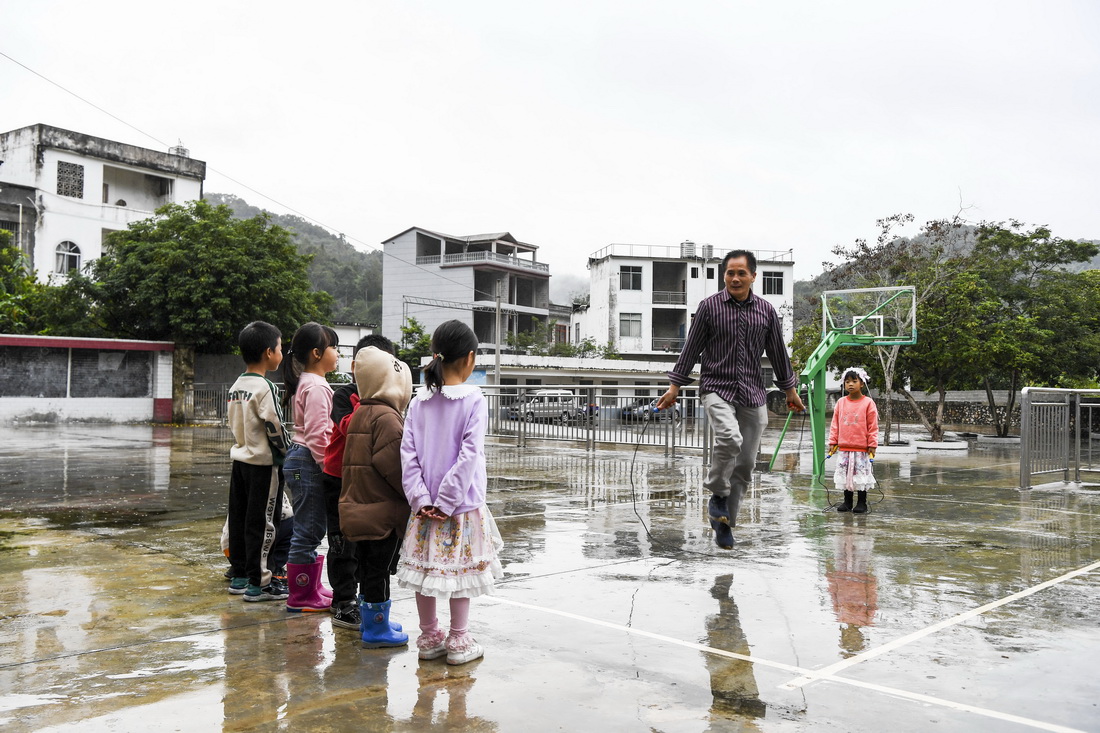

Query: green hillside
left=205, top=193, right=381, bottom=325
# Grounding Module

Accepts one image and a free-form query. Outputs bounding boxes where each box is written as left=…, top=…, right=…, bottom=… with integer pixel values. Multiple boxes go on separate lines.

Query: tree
left=86, top=200, right=331, bottom=419
left=0, top=231, right=39, bottom=333
left=0, top=233, right=101, bottom=337
left=967, top=223, right=1100, bottom=434
left=88, top=200, right=330, bottom=351
left=822, top=214, right=975, bottom=442
left=398, top=317, right=433, bottom=381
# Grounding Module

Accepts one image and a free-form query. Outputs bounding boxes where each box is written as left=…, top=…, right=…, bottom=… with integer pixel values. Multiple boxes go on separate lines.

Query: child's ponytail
left=422, top=320, right=478, bottom=393
left=422, top=354, right=446, bottom=394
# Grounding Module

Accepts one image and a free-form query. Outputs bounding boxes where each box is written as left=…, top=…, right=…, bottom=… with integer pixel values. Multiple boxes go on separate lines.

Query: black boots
left=838, top=490, right=869, bottom=514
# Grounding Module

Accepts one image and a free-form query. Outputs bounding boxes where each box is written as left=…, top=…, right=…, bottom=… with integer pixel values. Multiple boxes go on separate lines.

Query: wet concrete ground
left=0, top=423, right=1098, bottom=732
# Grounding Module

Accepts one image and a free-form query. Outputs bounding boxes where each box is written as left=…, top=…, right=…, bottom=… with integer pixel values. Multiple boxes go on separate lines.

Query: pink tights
left=416, top=593, right=470, bottom=638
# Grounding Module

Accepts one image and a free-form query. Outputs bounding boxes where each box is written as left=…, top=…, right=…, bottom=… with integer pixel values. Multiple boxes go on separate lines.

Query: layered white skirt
left=396, top=506, right=504, bottom=600
left=834, top=450, right=877, bottom=491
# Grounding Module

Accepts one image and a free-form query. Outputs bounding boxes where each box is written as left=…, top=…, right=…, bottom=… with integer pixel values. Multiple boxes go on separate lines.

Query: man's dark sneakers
left=711, top=519, right=734, bottom=549
left=708, top=494, right=734, bottom=549
left=708, top=494, right=731, bottom=525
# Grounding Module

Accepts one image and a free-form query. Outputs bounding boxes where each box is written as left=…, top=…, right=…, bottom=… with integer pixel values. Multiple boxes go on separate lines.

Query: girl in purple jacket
left=396, top=320, right=504, bottom=666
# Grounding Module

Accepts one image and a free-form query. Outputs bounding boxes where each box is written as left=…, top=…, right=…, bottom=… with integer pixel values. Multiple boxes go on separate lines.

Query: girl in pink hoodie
left=828, top=367, right=879, bottom=514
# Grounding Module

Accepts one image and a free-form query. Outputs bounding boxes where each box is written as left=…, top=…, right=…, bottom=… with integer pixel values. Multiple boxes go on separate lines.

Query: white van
left=507, top=389, right=577, bottom=422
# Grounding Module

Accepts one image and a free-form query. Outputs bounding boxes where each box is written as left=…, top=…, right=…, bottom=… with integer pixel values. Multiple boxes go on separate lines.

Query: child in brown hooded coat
left=340, top=345, right=413, bottom=647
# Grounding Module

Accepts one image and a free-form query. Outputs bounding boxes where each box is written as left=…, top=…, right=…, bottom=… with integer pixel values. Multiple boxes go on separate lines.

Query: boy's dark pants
left=357, top=532, right=401, bottom=603
left=322, top=473, right=359, bottom=604
left=228, top=461, right=284, bottom=588
left=322, top=472, right=402, bottom=604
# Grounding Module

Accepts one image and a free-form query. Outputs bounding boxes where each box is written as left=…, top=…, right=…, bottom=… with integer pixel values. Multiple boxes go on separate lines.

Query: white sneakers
left=444, top=635, right=484, bottom=666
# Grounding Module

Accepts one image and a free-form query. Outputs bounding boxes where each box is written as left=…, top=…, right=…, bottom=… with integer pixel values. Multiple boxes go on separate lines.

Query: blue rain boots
left=360, top=599, right=409, bottom=649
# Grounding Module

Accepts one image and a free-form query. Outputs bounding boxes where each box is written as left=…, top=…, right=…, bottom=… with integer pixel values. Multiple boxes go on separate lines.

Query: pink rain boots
left=286, top=557, right=332, bottom=613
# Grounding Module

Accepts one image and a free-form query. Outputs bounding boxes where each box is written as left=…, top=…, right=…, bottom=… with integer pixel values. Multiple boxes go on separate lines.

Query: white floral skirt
left=396, top=506, right=504, bottom=600
left=834, top=450, right=877, bottom=491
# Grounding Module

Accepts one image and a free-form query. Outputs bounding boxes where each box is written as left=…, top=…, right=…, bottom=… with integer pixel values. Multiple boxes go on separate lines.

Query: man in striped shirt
left=657, top=250, right=805, bottom=549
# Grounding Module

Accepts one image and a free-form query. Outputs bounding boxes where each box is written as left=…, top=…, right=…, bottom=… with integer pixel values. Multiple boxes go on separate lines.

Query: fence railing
left=481, top=384, right=712, bottom=458
left=183, top=382, right=716, bottom=457
left=186, top=383, right=231, bottom=425
left=1019, top=387, right=1100, bottom=488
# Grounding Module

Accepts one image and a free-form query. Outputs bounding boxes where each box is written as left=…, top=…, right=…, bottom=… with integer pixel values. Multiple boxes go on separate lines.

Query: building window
left=707, top=267, right=715, bottom=279
left=619, top=312, right=642, bottom=338
left=57, top=161, right=85, bottom=199
left=619, top=265, right=642, bottom=291
left=762, top=271, right=784, bottom=295
left=55, top=241, right=81, bottom=274
left=691, top=267, right=699, bottom=278
left=0, top=220, right=18, bottom=234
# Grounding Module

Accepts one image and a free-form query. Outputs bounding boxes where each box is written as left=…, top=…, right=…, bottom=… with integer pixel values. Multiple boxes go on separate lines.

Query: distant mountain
left=206, top=193, right=381, bottom=325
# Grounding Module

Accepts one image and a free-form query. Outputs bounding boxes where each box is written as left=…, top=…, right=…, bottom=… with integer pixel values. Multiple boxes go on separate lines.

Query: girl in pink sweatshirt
left=281, top=322, right=340, bottom=612
left=828, top=367, right=878, bottom=514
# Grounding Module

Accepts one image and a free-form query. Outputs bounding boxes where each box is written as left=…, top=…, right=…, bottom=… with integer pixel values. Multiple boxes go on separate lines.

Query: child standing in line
left=226, top=321, right=292, bottom=602
left=828, top=367, right=879, bottom=514
left=282, top=322, right=340, bottom=612
left=341, top=345, right=413, bottom=648
left=397, top=320, right=504, bottom=665
left=322, top=334, right=399, bottom=631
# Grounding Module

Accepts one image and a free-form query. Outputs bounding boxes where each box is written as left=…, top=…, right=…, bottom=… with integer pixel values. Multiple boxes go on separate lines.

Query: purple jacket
left=400, top=385, right=488, bottom=517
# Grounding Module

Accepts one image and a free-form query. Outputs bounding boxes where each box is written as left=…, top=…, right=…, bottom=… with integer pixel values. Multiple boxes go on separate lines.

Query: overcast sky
left=4, top=1, right=1098, bottom=300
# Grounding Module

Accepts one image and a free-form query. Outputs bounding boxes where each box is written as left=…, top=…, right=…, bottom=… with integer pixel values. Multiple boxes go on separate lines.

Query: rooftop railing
left=589, top=243, right=794, bottom=263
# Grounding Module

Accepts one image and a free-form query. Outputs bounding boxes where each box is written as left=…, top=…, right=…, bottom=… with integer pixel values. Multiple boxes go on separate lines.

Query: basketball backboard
left=821, top=286, right=916, bottom=346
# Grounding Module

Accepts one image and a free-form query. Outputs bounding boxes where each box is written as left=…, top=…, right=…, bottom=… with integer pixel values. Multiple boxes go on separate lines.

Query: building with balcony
left=572, top=241, right=795, bottom=367
left=380, top=227, right=554, bottom=351
left=0, top=124, right=206, bottom=282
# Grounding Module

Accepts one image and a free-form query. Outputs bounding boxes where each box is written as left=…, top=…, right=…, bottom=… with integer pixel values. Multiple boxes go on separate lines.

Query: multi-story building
left=0, top=124, right=206, bottom=281
left=573, top=241, right=795, bottom=368
left=381, top=227, right=554, bottom=350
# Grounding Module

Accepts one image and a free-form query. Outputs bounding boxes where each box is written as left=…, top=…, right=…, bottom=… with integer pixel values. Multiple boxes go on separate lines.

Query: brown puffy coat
left=339, top=347, right=412, bottom=541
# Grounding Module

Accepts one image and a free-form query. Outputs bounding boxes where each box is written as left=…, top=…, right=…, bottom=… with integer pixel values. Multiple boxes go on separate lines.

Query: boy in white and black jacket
left=226, top=321, right=293, bottom=602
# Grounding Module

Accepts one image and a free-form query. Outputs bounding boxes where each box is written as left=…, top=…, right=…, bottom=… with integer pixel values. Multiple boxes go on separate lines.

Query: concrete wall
left=0, top=335, right=174, bottom=423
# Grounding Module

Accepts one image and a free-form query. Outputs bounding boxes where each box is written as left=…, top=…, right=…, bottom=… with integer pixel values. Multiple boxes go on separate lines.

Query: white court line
left=780, top=559, right=1100, bottom=690
left=485, top=595, right=808, bottom=675
left=836, top=677, right=1087, bottom=733
left=486, top=594, right=1087, bottom=733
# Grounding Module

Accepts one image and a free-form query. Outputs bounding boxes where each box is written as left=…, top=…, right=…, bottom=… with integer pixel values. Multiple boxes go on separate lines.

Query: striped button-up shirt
left=667, top=289, right=798, bottom=407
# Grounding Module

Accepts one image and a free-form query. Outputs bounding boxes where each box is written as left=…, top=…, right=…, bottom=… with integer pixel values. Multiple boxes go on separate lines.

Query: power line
left=0, top=50, right=529, bottom=302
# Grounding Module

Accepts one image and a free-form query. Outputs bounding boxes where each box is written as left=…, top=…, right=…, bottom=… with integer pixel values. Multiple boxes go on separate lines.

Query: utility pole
left=494, top=279, right=502, bottom=385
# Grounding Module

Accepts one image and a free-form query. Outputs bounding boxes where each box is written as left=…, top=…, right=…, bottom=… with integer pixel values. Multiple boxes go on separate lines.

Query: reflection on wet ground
left=0, top=424, right=1098, bottom=732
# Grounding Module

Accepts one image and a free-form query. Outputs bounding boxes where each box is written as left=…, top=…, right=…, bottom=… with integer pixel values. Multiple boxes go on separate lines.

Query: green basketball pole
left=769, top=288, right=917, bottom=487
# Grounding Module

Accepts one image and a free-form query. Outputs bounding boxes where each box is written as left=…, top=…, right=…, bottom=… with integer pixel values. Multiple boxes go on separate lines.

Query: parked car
left=506, top=389, right=578, bottom=422
left=563, top=401, right=600, bottom=424
left=619, top=397, right=652, bottom=422
left=621, top=397, right=680, bottom=424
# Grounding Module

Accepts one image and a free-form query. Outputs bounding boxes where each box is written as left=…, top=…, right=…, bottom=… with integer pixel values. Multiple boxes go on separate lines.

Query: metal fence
left=182, top=382, right=716, bottom=457
left=186, top=383, right=231, bottom=424
left=1019, top=387, right=1100, bottom=488
left=481, top=384, right=713, bottom=459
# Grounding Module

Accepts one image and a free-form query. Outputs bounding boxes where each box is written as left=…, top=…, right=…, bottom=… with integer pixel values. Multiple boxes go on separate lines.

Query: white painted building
left=0, top=124, right=206, bottom=282
left=381, top=228, right=552, bottom=351
left=572, top=241, right=796, bottom=366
